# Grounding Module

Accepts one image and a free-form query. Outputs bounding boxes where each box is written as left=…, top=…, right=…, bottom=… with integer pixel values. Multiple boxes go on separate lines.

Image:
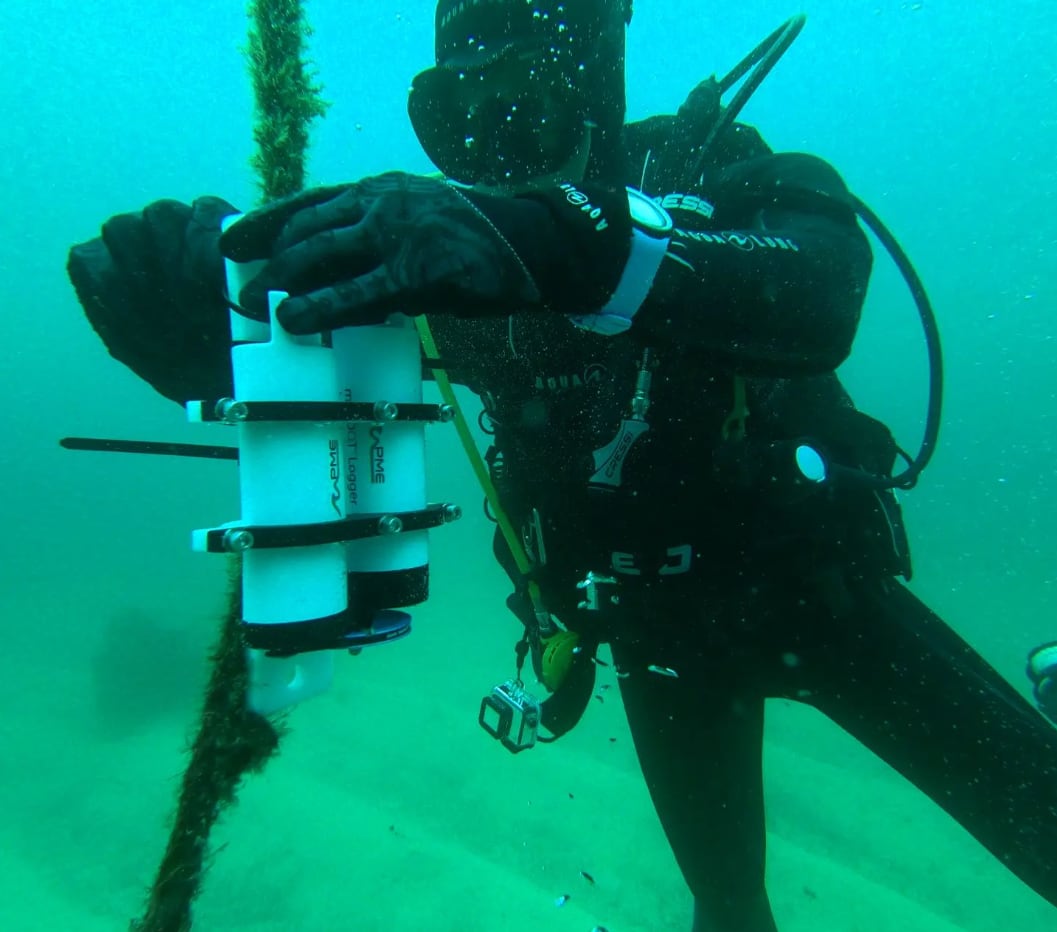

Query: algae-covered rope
left=247, top=0, right=329, bottom=202
left=130, top=571, right=279, bottom=932
left=131, top=2, right=327, bottom=929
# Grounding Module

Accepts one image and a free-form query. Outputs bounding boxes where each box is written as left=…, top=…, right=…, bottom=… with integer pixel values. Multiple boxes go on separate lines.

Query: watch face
left=627, top=187, right=673, bottom=234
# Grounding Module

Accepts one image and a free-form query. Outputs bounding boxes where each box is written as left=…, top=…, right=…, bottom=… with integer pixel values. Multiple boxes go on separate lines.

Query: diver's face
left=409, top=45, right=592, bottom=188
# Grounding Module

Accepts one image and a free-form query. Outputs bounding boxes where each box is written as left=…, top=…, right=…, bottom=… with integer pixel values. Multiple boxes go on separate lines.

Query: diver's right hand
left=67, top=196, right=239, bottom=404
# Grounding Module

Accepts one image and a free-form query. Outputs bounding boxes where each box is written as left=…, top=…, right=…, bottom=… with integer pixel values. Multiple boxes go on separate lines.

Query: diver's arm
left=459, top=156, right=870, bottom=376
left=210, top=164, right=867, bottom=381
left=630, top=153, right=873, bottom=376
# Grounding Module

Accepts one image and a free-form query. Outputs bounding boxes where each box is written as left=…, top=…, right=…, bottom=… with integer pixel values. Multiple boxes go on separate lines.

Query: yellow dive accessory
left=538, top=629, right=580, bottom=692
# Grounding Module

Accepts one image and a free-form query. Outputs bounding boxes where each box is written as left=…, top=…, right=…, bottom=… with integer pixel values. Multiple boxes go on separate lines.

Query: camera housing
left=479, top=680, right=541, bottom=753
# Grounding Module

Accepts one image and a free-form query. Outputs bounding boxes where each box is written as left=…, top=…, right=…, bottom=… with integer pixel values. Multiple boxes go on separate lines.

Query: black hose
left=680, top=13, right=942, bottom=491
left=689, top=13, right=808, bottom=180
left=842, top=193, right=943, bottom=490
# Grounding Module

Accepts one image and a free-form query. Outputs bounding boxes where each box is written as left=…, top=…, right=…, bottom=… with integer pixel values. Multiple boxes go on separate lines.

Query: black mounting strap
left=201, top=502, right=462, bottom=553
left=201, top=398, right=455, bottom=424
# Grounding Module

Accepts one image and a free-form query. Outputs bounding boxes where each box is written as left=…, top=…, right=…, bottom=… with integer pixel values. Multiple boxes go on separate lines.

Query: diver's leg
left=613, top=640, right=778, bottom=932
left=808, top=577, right=1057, bottom=908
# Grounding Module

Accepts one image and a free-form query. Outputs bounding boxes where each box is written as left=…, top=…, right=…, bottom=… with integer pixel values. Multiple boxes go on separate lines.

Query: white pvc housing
left=225, top=253, right=270, bottom=344
left=232, top=292, right=348, bottom=626
left=233, top=290, right=345, bottom=716
left=332, top=319, right=428, bottom=574
left=188, top=217, right=431, bottom=716
left=246, top=648, right=334, bottom=717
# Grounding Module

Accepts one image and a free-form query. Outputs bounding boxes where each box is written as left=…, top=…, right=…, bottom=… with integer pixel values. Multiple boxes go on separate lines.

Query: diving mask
left=409, top=47, right=590, bottom=187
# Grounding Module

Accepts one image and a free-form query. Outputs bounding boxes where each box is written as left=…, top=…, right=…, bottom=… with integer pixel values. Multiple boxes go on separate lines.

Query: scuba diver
left=66, top=1, right=1057, bottom=929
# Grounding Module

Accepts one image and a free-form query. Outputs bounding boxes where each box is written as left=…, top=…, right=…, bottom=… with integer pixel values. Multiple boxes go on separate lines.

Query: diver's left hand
left=219, top=171, right=552, bottom=332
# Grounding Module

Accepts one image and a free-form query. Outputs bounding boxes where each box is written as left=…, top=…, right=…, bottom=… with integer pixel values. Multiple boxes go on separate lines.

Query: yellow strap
left=721, top=375, right=750, bottom=442
left=414, top=316, right=534, bottom=581
left=417, top=315, right=579, bottom=682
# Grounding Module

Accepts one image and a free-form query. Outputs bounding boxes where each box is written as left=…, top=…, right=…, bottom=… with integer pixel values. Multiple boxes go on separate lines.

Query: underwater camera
left=479, top=680, right=542, bottom=753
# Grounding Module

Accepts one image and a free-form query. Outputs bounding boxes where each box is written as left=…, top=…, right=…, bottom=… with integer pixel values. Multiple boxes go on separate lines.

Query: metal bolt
left=373, top=401, right=398, bottom=421
left=442, top=503, right=463, bottom=523
left=215, top=398, right=248, bottom=422
left=438, top=404, right=456, bottom=423
left=223, top=528, right=255, bottom=551
left=377, top=514, right=403, bottom=535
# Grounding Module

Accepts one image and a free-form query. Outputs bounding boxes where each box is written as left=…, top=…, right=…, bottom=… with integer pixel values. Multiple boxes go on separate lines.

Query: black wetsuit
left=427, top=114, right=1057, bottom=930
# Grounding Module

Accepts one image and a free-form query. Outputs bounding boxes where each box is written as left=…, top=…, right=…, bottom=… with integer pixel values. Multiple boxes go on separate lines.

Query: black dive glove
left=67, top=196, right=239, bottom=404
left=219, top=171, right=632, bottom=333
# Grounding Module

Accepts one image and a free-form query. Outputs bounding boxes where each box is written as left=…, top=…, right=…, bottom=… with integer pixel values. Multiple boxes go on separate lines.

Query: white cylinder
left=220, top=217, right=271, bottom=343
left=232, top=293, right=347, bottom=625
left=246, top=649, right=335, bottom=716
left=332, top=317, right=428, bottom=574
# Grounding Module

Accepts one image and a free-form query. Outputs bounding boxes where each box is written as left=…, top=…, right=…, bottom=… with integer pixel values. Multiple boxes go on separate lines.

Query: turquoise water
left=1, top=1, right=1054, bottom=929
